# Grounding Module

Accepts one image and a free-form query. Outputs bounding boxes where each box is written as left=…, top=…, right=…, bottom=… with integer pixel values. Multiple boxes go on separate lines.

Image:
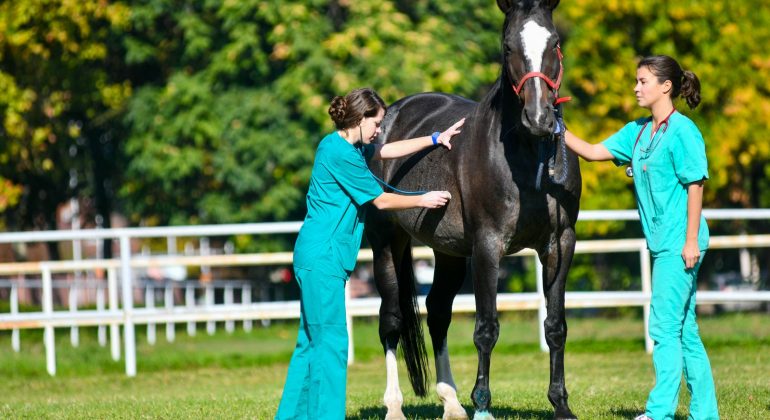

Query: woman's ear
left=662, top=79, right=673, bottom=95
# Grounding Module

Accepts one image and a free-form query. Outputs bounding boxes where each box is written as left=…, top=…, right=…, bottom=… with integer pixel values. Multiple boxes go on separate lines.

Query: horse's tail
left=397, top=239, right=430, bottom=397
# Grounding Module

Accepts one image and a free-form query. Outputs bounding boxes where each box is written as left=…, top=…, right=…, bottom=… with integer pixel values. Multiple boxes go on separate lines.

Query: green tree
left=0, top=1, right=130, bottom=253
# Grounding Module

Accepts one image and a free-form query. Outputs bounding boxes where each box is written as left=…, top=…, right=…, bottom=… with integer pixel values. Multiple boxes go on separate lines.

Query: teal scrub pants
left=646, top=253, right=719, bottom=420
left=275, top=267, right=348, bottom=420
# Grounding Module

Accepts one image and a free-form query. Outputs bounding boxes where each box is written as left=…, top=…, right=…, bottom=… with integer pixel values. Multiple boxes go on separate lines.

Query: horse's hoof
left=384, top=409, right=407, bottom=420
left=443, top=408, right=469, bottom=420
left=472, top=410, right=495, bottom=420
left=554, top=408, right=578, bottom=420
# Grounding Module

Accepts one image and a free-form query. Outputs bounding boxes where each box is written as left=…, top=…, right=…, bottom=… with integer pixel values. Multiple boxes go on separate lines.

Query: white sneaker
left=633, top=415, right=653, bottom=420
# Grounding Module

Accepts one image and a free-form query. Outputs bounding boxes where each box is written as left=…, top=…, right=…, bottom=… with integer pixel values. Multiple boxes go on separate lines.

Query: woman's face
left=634, top=66, right=671, bottom=109
left=358, top=107, right=385, bottom=144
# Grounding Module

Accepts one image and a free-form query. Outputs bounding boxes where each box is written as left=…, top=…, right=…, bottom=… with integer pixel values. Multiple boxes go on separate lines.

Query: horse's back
left=381, top=93, right=477, bottom=142
left=369, top=93, right=478, bottom=256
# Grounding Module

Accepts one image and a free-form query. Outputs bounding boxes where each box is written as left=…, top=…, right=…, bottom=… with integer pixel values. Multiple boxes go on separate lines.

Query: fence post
left=535, top=256, right=548, bottom=352
left=146, top=284, right=156, bottom=345
left=186, top=283, right=196, bottom=336
left=164, top=282, right=175, bottom=342
left=205, top=284, right=215, bottom=335
left=108, top=267, right=121, bottom=361
left=243, top=283, right=252, bottom=332
left=225, top=284, right=234, bottom=334
left=69, top=281, right=79, bottom=347
left=120, top=235, right=137, bottom=377
left=97, top=281, right=107, bottom=346
left=640, top=247, right=653, bottom=353
left=42, top=264, right=56, bottom=376
left=10, top=282, right=20, bottom=352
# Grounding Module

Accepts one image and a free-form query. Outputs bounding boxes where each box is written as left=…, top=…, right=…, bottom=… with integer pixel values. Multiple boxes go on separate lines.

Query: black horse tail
left=397, top=239, right=430, bottom=397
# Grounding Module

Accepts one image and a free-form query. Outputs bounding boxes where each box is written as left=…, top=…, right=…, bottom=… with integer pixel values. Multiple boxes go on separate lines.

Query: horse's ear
left=497, top=0, right=514, bottom=13
left=544, top=0, right=560, bottom=10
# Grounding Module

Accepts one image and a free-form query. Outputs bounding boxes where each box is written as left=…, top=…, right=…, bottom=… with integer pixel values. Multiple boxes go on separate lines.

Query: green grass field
left=0, top=312, right=768, bottom=419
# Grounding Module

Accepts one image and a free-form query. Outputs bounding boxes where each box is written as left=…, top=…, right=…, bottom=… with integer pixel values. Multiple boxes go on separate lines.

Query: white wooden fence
left=0, top=210, right=769, bottom=376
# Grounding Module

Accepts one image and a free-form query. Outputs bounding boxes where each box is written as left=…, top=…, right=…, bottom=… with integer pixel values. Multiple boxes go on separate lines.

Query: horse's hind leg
left=539, top=227, right=578, bottom=420
left=427, top=252, right=469, bottom=420
left=370, top=225, right=411, bottom=420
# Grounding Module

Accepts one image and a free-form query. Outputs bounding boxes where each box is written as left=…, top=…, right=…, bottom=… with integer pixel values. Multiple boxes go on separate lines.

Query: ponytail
left=680, top=70, right=701, bottom=109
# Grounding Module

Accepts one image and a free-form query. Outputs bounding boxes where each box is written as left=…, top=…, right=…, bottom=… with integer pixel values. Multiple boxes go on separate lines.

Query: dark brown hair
left=328, top=88, right=386, bottom=130
left=638, top=55, right=701, bottom=109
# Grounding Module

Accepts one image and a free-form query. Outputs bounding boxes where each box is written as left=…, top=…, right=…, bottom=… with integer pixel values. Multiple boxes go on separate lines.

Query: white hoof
left=443, top=408, right=470, bottom=420
left=472, top=410, right=495, bottom=420
left=437, top=382, right=469, bottom=420
left=384, top=408, right=407, bottom=420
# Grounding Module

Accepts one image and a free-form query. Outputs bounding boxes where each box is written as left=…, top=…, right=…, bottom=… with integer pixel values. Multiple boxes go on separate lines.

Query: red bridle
left=511, top=45, right=571, bottom=106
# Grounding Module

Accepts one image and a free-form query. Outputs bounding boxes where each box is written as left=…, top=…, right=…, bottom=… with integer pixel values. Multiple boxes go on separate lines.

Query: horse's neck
left=479, top=77, right=527, bottom=142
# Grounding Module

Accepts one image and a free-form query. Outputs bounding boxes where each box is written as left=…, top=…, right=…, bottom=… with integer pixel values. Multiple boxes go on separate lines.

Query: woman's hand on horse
left=420, top=191, right=452, bottom=208
left=437, top=118, right=466, bottom=150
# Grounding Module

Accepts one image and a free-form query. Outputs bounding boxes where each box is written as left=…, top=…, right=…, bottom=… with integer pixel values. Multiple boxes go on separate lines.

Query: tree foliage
left=0, top=0, right=130, bottom=235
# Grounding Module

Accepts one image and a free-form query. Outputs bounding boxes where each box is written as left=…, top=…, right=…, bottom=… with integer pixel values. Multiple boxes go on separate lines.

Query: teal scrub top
left=293, top=132, right=383, bottom=278
left=602, top=111, right=709, bottom=256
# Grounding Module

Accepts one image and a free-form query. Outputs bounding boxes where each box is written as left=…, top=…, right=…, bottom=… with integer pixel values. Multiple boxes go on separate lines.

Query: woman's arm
left=564, top=130, right=615, bottom=162
left=371, top=191, right=451, bottom=210
left=682, top=180, right=704, bottom=269
left=374, top=118, right=465, bottom=160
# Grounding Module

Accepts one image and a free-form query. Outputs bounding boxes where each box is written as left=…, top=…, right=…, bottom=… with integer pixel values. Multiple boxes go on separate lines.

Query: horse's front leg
left=539, top=227, right=578, bottom=420
left=470, top=236, right=503, bottom=420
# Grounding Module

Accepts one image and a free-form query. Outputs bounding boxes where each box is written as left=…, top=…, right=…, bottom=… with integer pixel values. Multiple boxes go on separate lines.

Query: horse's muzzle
left=521, top=105, right=556, bottom=138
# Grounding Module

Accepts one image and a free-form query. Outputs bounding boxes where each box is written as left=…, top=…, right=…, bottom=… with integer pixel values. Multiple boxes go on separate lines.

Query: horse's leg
left=469, top=236, right=503, bottom=420
left=427, top=252, right=469, bottom=420
left=371, top=227, right=411, bottom=420
left=539, top=227, right=578, bottom=420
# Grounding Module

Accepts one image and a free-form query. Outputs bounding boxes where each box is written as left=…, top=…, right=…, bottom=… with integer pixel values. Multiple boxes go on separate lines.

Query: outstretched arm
left=372, top=191, right=451, bottom=210
left=564, top=129, right=615, bottom=162
left=373, top=118, right=465, bottom=160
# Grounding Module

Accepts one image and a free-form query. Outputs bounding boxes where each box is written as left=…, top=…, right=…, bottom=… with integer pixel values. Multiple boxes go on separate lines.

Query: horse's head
left=498, top=0, right=566, bottom=138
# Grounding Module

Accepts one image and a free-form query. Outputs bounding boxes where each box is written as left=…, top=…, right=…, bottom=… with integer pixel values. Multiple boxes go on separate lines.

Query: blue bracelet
left=431, top=131, right=441, bottom=145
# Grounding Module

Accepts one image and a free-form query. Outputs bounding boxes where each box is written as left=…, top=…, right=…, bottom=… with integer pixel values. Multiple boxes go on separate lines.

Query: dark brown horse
left=365, top=1, right=580, bottom=419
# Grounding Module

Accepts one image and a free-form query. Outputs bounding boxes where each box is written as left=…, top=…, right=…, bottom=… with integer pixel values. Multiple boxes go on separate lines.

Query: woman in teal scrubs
left=275, top=87, right=464, bottom=420
left=561, top=56, right=719, bottom=420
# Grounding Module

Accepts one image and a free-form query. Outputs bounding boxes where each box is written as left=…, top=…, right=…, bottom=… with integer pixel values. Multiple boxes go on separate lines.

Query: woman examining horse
left=275, top=87, right=464, bottom=420
left=561, top=55, right=719, bottom=420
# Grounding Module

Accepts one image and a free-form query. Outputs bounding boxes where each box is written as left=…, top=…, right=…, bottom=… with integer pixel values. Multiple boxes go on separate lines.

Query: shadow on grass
left=350, top=404, right=553, bottom=419
left=609, top=406, right=690, bottom=420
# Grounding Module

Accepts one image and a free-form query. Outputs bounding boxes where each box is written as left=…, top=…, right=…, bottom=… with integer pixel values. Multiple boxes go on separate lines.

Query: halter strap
left=511, top=45, right=572, bottom=105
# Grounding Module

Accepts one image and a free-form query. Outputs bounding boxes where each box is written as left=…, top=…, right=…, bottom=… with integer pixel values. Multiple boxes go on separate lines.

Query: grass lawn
left=0, top=312, right=767, bottom=419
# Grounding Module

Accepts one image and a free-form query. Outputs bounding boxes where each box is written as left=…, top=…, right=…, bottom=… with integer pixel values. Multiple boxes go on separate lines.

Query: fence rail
left=0, top=209, right=769, bottom=377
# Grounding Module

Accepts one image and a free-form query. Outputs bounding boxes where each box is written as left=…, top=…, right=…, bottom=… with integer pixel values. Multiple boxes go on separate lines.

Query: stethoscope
left=626, top=108, right=676, bottom=177
left=354, top=125, right=429, bottom=195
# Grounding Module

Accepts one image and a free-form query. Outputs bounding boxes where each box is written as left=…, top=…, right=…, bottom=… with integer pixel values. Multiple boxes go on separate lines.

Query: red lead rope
left=511, top=45, right=572, bottom=105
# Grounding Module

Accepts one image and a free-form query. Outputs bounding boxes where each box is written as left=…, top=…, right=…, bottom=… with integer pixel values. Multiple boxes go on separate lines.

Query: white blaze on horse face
left=520, top=20, right=553, bottom=118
